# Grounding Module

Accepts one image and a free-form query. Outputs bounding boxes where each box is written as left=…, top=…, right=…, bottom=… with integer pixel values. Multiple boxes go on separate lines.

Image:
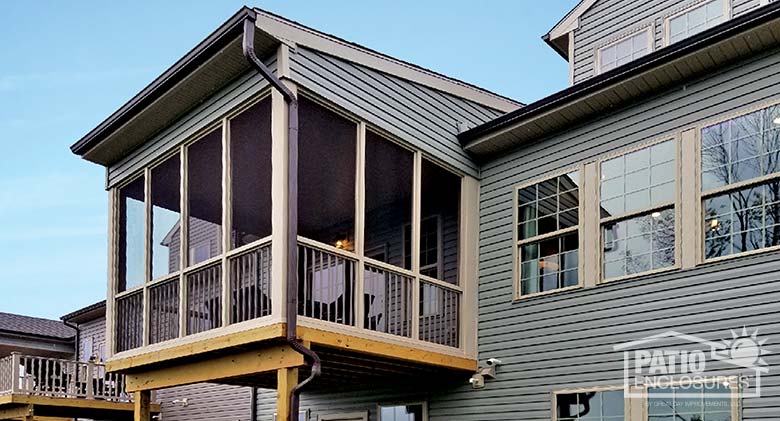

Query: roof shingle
left=0, top=312, right=75, bottom=340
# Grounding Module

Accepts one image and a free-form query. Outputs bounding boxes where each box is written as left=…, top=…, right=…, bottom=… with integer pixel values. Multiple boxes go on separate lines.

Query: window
left=600, top=139, right=677, bottom=280
left=701, top=104, right=780, bottom=259
left=118, top=176, right=145, bottom=292
left=187, top=128, right=223, bottom=266
left=668, top=0, right=726, bottom=45
left=598, top=29, right=651, bottom=74
left=556, top=390, right=624, bottom=421
left=648, top=384, right=733, bottom=421
left=298, top=97, right=357, bottom=250
left=420, top=159, right=460, bottom=285
left=364, top=130, right=413, bottom=270
left=151, top=153, right=181, bottom=279
left=516, top=171, right=580, bottom=296
left=379, top=404, right=425, bottom=421
left=404, top=217, right=441, bottom=278
left=230, top=98, right=272, bottom=249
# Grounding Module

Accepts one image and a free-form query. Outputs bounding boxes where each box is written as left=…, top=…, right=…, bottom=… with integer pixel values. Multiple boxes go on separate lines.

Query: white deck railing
left=0, top=353, right=129, bottom=401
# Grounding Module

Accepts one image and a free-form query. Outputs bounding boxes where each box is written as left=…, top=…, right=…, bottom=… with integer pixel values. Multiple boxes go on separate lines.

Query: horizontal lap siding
left=470, top=47, right=780, bottom=420
left=573, top=0, right=764, bottom=85
left=106, top=56, right=276, bottom=189
left=291, top=47, right=503, bottom=178
left=156, top=383, right=252, bottom=421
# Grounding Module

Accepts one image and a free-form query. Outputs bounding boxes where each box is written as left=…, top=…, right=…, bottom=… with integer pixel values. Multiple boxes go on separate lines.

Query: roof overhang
left=61, top=300, right=106, bottom=324
left=71, top=7, right=521, bottom=167
left=544, top=0, right=596, bottom=59
left=460, top=1, right=780, bottom=157
left=70, top=7, right=280, bottom=166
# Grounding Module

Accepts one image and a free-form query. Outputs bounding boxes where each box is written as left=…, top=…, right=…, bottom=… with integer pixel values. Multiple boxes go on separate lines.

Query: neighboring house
left=66, top=1, right=780, bottom=420
left=0, top=310, right=157, bottom=420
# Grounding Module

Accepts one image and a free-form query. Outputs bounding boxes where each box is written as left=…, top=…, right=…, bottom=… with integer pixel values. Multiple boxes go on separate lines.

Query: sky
left=0, top=0, right=575, bottom=320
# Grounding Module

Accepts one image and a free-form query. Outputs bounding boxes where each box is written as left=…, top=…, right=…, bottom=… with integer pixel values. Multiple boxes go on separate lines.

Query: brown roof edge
left=459, top=1, right=780, bottom=148
left=61, top=300, right=106, bottom=324
left=70, top=6, right=256, bottom=157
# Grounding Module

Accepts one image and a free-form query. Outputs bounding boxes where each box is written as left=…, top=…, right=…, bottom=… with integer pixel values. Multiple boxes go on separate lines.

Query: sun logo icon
left=719, top=327, right=771, bottom=369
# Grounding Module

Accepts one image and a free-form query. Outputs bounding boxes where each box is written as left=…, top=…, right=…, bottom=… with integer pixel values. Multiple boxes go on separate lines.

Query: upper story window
left=598, top=29, right=651, bottom=74
left=667, top=0, right=726, bottom=45
left=118, top=176, right=145, bottom=293
left=555, top=389, right=624, bottom=420
left=516, top=171, right=580, bottom=296
left=702, top=104, right=780, bottom=259
left=600, top=139, right=678, bottom=280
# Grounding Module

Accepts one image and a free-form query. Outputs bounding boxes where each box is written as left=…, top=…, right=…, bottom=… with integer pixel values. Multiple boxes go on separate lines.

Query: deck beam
left=0, top=404, right=33, bottom=420
left=125, top=344, right=305, bottom=392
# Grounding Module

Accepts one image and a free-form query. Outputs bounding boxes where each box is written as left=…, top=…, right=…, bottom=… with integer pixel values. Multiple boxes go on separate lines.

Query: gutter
left=459, top=0, right=780, bottom=147
left=242, top=13, right=321, bottom=421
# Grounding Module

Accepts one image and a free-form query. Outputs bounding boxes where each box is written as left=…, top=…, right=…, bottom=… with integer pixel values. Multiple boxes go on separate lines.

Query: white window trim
left=513, top=165, right=585, bottom=300
left=697, top=97, right=780, bottom=264
left=596, top=135, right=683, bottom=284
left=377, top=401, right=428, bottom=421
left=551, top=386, right=628, bottom=421
left=319, top=412, right=368, bottom=421
left=595, top=26, right=654, bottom=75
left=552, top=380, right=740, bottom=421
left=663, top=0, right=731, bottom=47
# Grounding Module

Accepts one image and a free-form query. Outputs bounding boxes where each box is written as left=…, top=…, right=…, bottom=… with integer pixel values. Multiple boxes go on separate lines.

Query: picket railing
left=0, top=353, right=129, bottom=401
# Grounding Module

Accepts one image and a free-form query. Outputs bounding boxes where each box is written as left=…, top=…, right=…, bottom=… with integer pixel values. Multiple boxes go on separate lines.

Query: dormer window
left=667, top=0, right=727, bottom=45
left=597, top=29, right=652, bottom=74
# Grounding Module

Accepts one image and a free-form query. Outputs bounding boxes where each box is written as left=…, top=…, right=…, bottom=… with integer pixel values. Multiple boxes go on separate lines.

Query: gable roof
left=543, top=0, right=598, bottom=59
left=70, top=6, right=520, bottom=166
left=459, top=1, right=780, bottom=155
left=0, top=312, right=75, bottom=340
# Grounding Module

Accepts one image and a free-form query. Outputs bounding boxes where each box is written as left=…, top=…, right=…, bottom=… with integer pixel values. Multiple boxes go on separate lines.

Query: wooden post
left=134, top=390, right=151, bottom=421
left=10, top=352, right=21, bottom=394
left=276, top=367, right=298, bottom=421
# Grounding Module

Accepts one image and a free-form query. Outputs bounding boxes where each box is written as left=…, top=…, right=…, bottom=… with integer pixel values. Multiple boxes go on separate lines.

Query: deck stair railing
left=0, top=353, right=129, bottom=401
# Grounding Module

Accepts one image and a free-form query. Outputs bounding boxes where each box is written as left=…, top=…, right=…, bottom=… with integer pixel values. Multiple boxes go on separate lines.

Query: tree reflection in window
left=557, top=390, right=624, bottom=421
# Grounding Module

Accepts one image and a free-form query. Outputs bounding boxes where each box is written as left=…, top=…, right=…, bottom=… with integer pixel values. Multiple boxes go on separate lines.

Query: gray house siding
left=470, top=46, right=780, bottom=420
left=156, top=383, right=253, bottom=421
left=78, top=317, right=106, bottom=362
left=572, top=0, right=764, bottom=84
left=289, top=47, right=505, bottom=178
left=107, top=46, right=504, bottom=189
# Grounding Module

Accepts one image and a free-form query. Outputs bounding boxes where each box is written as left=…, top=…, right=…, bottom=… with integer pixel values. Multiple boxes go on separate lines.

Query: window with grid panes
left=516, top=171, right=580, bottom=296
left=600, top=139, right=677, bottom=280
left=556, top=390, right=624, bottom=421
left=668, top=0, right=725, bottom=45
left=702, top=104, right=780, bottom=259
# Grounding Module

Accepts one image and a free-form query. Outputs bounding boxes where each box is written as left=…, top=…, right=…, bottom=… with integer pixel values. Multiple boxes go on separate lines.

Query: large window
left=600, top=139, right=677, bottom=280
left=702, top=104, right=780, bottom=259
left=667, top=0, right=726, bottom=45
left=556, top=390, right=624, bottom=421
left=230, top=98, right=272, bottom=249
left=187, top=128, right=223, bottom=266
left=516, top=171, right=580, bottom=296
left=648, top=384, right=733, bottom=421
left=420, top=159, right=460, bottom=285
left=598, top=29, right=651, bottom=74
left=151, top=154, right=181, bottom=280
left=118, top=176, right=145, bottom=292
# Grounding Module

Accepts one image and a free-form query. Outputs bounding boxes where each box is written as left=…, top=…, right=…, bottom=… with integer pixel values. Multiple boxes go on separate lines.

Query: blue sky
left=0, top=1, right=575, bottom=319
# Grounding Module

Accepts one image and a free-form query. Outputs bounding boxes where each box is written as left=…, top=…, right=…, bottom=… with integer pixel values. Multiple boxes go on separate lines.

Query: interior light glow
left=651, top=211, right=661, bottom=218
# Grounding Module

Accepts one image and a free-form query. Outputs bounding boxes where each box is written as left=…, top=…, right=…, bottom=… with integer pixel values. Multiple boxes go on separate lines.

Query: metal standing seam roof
left=0, top=312, right=75, bottom=340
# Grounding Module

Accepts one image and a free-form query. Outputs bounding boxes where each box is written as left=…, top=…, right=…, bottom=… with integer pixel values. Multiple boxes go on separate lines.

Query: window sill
left=512, top=284, right=583, bottom=302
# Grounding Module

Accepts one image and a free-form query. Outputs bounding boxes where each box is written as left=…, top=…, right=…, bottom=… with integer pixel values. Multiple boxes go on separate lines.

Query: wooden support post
left=276, top=367, right=298, bottom=421
left=134, top=390, right=151, bottom=421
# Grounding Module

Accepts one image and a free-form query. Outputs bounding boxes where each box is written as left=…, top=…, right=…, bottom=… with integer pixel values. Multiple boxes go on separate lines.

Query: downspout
left=63, top=320, right=81, bottom=361
left=63, top=320, right=81, bottom=421
left=250, top=386, right=258, bottom=421
left=242, top=14, right=321, bottom=421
